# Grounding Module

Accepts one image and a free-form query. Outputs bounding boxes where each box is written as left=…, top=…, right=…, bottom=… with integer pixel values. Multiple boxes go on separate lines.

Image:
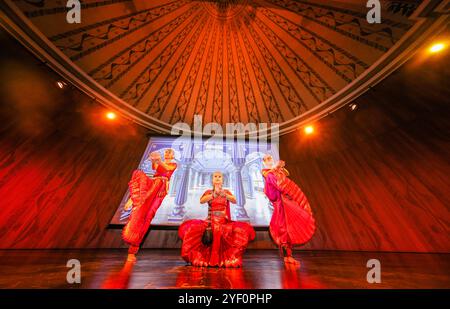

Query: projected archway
left=110, top=136, right=279, bottom=227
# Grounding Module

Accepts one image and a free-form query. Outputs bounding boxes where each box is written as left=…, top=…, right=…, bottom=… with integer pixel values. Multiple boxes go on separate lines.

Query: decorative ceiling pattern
left=4, top=0, right=447, bottom=133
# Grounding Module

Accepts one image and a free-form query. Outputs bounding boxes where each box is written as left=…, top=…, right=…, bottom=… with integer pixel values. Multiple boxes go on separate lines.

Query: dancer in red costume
left=122, top=149, right=177, bottom=262
left=179, top=172, right=255, bottom=267
left=262, top=154, right=315, bottom=266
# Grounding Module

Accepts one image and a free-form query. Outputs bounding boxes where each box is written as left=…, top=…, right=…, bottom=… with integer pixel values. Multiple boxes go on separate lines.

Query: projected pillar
left=232, top=143, right=249, bottom=221
left=246, top=171, right=255, bottom=199
left=191, top=170, right=198, bottom=189
left=169, top=170, right=179, bottom=197
left=189, top=170, right=195, bottom=189
left=200, top=173, right=205, bottom=187
left=169, top=142, right=194, bottom=221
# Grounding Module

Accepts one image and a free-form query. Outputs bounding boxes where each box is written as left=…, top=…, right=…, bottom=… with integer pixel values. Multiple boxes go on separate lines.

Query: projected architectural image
left=110, top=137, right=279, bottom=227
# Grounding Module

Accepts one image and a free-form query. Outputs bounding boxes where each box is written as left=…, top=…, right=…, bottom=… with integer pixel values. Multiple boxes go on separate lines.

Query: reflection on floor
left=0, top=250, right=448, bottom=289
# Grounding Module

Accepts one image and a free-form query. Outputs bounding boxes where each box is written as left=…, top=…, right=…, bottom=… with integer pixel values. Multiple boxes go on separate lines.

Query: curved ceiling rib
left=0, top=0, right=448, bottom=137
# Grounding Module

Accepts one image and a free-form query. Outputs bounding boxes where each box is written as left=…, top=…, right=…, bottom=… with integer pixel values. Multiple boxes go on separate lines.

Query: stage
left=0, top=250, right=448, bottom=289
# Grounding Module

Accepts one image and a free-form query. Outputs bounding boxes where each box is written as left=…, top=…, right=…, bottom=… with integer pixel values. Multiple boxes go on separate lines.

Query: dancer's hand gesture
left=276, top=160, right=286, bottom=169
left=149, top=151, right=161, bottom=164
left=213, top=185, right=223, bottom=197
left=124, top=198, right=133, bottom=211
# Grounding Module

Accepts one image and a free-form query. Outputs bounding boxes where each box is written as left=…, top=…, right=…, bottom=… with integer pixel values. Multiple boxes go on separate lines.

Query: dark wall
left=0, top=30, right=149, bottom=248
left=280, top=49, right=450, bottom=252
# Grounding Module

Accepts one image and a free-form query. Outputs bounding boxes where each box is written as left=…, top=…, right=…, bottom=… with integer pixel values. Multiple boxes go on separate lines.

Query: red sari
left=262, top=168, right=315, bottom=252
left=179, top=189, right=255, bottom=267
left=122, top=162, right=177, bottom=251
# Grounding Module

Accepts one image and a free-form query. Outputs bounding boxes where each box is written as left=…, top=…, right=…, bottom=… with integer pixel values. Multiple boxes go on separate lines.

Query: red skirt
left=122, top=170, right=166, bottom=247
left=270, top=195, right=316, bottom=247
left=179, top=218, right=255, bottom=267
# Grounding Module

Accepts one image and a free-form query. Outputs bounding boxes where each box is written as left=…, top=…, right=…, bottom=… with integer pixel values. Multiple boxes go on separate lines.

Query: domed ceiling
left=1, top=0, right=448, bottom=135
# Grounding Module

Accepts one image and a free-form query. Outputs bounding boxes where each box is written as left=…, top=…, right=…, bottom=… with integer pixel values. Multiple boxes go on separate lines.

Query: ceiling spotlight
left=106, top=111, right=117, bottom=120
left=304, top=125, right=314, bottom=135
left=349, top=103, right=358, bottom=111
left=428, top=42, right=446, bottom=54
left=56, top=81, right=67, bottom=89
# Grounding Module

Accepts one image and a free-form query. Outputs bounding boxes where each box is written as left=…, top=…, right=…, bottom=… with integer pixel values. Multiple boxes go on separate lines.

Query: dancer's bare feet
left=230, top=258, right=242, bottom=268
left=284, top=256, right=301, bottom=267
left=192, top=258, right=207, bottom=267
left=127, top=253, right=136, bottom=262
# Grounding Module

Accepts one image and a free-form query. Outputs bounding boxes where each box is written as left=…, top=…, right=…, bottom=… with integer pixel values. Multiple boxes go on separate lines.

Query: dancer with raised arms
left=122, top=149, right=177, bottom=262
left=262, top=154, right=316, bottom=266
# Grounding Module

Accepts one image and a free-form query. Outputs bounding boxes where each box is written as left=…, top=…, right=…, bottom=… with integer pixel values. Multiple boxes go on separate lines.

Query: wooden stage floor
left=0, top=249, right=448, bottom=289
